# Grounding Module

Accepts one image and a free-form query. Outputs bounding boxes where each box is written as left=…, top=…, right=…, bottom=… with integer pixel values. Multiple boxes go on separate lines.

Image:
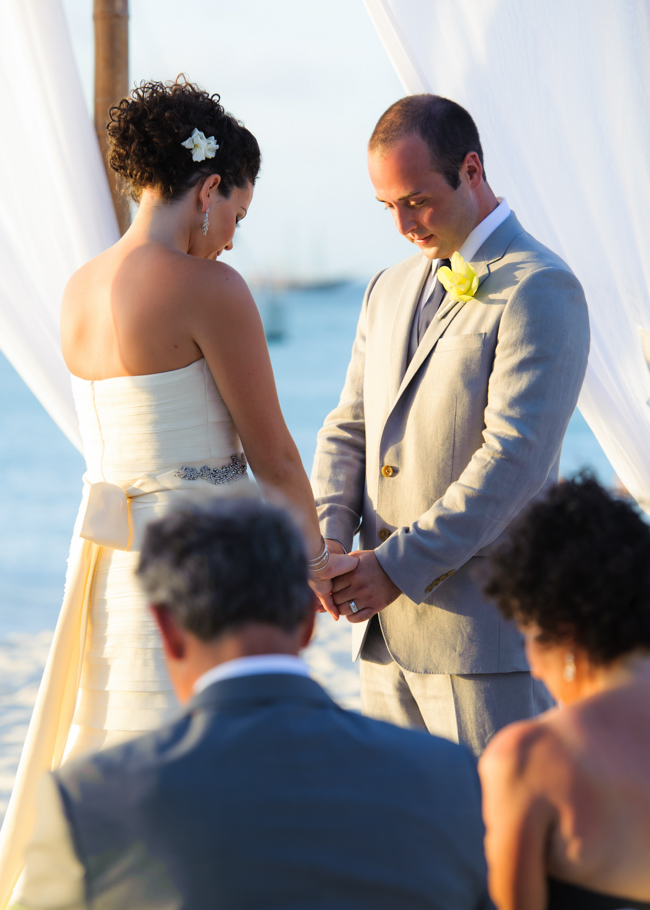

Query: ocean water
left=0, top=281, right=614, bottom=638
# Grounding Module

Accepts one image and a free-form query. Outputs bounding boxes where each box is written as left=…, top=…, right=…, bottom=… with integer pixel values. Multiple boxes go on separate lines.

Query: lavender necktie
left=418, top=258, right=451, bottom=344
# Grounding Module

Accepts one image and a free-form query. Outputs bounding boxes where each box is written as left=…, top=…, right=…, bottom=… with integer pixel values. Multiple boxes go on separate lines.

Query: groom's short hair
left=136, top=497, right=314, bottom=641
left=368, top=94, right=485, bottom=190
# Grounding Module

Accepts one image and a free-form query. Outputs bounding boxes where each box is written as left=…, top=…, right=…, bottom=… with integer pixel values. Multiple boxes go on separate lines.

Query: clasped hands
left=310, top=539, right=401, bottom=623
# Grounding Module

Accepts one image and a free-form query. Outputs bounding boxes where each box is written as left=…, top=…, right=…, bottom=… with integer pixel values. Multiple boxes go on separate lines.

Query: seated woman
left=479, top=474, right=650, bottom=910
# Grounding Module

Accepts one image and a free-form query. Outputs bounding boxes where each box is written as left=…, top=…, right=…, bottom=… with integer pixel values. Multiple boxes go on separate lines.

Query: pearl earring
left=563, top=652, right=576, bottom=682
left=202, top=209, right=210, bottom=237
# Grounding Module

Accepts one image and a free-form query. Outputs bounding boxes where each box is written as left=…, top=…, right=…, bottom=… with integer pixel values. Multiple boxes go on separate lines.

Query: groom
left=312, top=94, right=590, bottom=756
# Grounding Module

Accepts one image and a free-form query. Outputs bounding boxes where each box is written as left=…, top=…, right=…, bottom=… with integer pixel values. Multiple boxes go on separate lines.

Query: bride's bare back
left=61, top=177, right=254, bottom=382
left=63, top=243, right=198, bottom=380
left=60, top=181, right=299, bottom=516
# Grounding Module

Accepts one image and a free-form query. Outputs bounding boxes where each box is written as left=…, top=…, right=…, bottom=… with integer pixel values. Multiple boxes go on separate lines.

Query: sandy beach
left=0, top=631, right=57, bottom=822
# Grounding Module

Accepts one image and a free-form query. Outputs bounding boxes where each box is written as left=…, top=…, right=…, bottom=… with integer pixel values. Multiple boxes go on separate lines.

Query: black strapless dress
left=548, top=877, right=650, bottom=909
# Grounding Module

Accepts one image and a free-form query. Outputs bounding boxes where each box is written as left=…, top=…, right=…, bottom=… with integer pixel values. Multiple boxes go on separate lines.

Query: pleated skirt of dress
left=63, top=499, right=179, bottom=763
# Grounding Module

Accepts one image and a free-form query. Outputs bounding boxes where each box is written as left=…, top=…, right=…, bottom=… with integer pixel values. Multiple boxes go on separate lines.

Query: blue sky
left=61, top=0, right=411, bottom=283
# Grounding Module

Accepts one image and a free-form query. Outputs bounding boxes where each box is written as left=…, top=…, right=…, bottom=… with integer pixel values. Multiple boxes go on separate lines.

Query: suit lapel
left=388, top=255, right=431, bottom=405
left=390, top=212, right=524, bottom=413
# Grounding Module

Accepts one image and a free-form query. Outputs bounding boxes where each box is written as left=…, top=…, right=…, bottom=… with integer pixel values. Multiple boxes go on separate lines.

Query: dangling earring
left=563, top=652, right=576, bottom=682
left=202, top=209, right=210, bottom=237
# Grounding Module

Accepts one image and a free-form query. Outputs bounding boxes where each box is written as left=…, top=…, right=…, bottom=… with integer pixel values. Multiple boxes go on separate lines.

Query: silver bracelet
left=308, top=538, right=330, bottom=573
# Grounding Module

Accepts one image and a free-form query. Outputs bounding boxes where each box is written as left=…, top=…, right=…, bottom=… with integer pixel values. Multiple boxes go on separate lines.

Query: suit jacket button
left=425, top=584, right=433, bottom=593
left=381, top=465, right=395, bottom=477
left=378, top=528, right=391, bottom=541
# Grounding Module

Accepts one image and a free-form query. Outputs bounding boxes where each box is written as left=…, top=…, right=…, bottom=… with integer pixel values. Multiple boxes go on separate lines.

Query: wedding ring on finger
left=349, top=600, right=359, bottom=614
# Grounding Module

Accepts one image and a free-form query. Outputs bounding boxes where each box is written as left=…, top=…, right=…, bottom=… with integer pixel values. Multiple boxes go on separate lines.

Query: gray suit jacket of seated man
left=15, top=671, right=492, bottom=910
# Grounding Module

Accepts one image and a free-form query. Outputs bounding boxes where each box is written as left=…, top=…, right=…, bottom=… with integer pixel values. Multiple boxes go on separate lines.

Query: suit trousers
left=360, top=617, right=553, bottom=757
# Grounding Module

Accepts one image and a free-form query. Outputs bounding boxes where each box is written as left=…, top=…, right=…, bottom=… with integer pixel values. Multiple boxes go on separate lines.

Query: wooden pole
left=94, top=0, right=130, bottom=234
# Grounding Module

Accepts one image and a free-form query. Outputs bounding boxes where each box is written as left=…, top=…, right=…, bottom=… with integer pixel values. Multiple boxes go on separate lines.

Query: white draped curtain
left=364, top=0, right=650, bottom=510
left=0, top=0, right=119, bottom=452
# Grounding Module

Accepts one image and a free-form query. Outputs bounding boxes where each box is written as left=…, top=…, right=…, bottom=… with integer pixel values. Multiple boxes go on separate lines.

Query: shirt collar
left=458, top=196, right=510, bottom=263
left=193, top=654, right=310, bottom=695
left=427, top=197, right=511, bottom=282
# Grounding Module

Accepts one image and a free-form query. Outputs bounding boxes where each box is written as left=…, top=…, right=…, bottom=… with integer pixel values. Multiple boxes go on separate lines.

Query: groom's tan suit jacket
left=312, top=212, right=590, bottom=672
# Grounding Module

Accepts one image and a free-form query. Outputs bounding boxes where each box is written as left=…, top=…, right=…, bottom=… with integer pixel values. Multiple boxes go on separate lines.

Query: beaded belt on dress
left=79, top=453, right=248, bottom=551
left=173, top=455, right=247, bottom=485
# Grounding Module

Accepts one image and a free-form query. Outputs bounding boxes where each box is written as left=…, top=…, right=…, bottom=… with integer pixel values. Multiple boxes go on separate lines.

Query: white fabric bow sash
left=79, top=480, right=134, bottom=551
left=78, top=456, right=247, bottom=551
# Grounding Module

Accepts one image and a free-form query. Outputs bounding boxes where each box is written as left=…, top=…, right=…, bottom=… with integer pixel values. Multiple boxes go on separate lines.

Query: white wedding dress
left=0, top=357, right=249, bottom=906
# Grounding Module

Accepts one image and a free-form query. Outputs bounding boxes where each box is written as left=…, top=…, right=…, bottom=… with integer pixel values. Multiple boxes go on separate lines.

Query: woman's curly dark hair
left=485, top=473, right=650, bottom=665
left=107, top=76, right=261, bottom=202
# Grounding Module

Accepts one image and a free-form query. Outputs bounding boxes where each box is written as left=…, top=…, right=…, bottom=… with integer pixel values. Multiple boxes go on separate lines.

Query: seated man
left=15, top=498, right=491, bottom=910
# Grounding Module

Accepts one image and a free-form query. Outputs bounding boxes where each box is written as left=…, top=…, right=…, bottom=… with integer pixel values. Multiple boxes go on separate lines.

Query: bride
left=0, top=76, right=356, bottom=904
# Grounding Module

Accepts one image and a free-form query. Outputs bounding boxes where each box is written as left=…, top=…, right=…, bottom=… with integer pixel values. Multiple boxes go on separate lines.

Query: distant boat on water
left=280, top=277, right=353, bottom=292
left=257, top=288, right=285, bottom=342
left=253, top=278, right=355, bottom=342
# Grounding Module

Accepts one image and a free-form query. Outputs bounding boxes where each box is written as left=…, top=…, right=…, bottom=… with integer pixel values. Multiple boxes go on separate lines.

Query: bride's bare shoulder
left=63, top=248, right=111, bottom=295
left=61, top=249, right=119, bottom=325
left=179, top=258, right=258, bottom=326
left=184, top=256, right=251, bottom=295
left=63, top=245, right=255, bottom=335
left=117, top=245, right=252, bottom=305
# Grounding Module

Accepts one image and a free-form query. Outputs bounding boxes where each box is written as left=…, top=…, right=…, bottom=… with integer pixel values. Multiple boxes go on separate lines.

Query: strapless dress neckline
left=69, top=356, right=206, bottom=385
left=547, top=875, right=650, bottom=909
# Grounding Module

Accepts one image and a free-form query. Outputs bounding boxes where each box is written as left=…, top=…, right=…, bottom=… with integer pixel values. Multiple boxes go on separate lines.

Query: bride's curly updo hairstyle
left=107, top=76, right=261, bottom=203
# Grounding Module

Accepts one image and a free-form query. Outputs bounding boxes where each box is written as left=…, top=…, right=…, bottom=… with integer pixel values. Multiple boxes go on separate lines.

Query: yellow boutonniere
left=437, top=252, right=479, bottom=303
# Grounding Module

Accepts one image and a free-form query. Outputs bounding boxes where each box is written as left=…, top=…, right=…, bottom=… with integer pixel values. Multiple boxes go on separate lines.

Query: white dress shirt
left=193, top=653, right=310, bottom=695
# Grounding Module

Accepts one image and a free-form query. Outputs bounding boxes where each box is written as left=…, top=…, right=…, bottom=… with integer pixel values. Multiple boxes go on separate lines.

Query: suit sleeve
left=10, top=773, right=86, bottom=910
left=375, top=266, right=590, bottom=602
left=311, top=271, right=384, bottom=551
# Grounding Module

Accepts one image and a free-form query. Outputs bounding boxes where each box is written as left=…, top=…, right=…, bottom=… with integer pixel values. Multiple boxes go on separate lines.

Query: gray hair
left=136, top=497, right=313, bottom=640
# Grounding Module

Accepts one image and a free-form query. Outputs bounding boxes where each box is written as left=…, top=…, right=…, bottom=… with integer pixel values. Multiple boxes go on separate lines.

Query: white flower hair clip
left=181, top=128, right=219, bottom=162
